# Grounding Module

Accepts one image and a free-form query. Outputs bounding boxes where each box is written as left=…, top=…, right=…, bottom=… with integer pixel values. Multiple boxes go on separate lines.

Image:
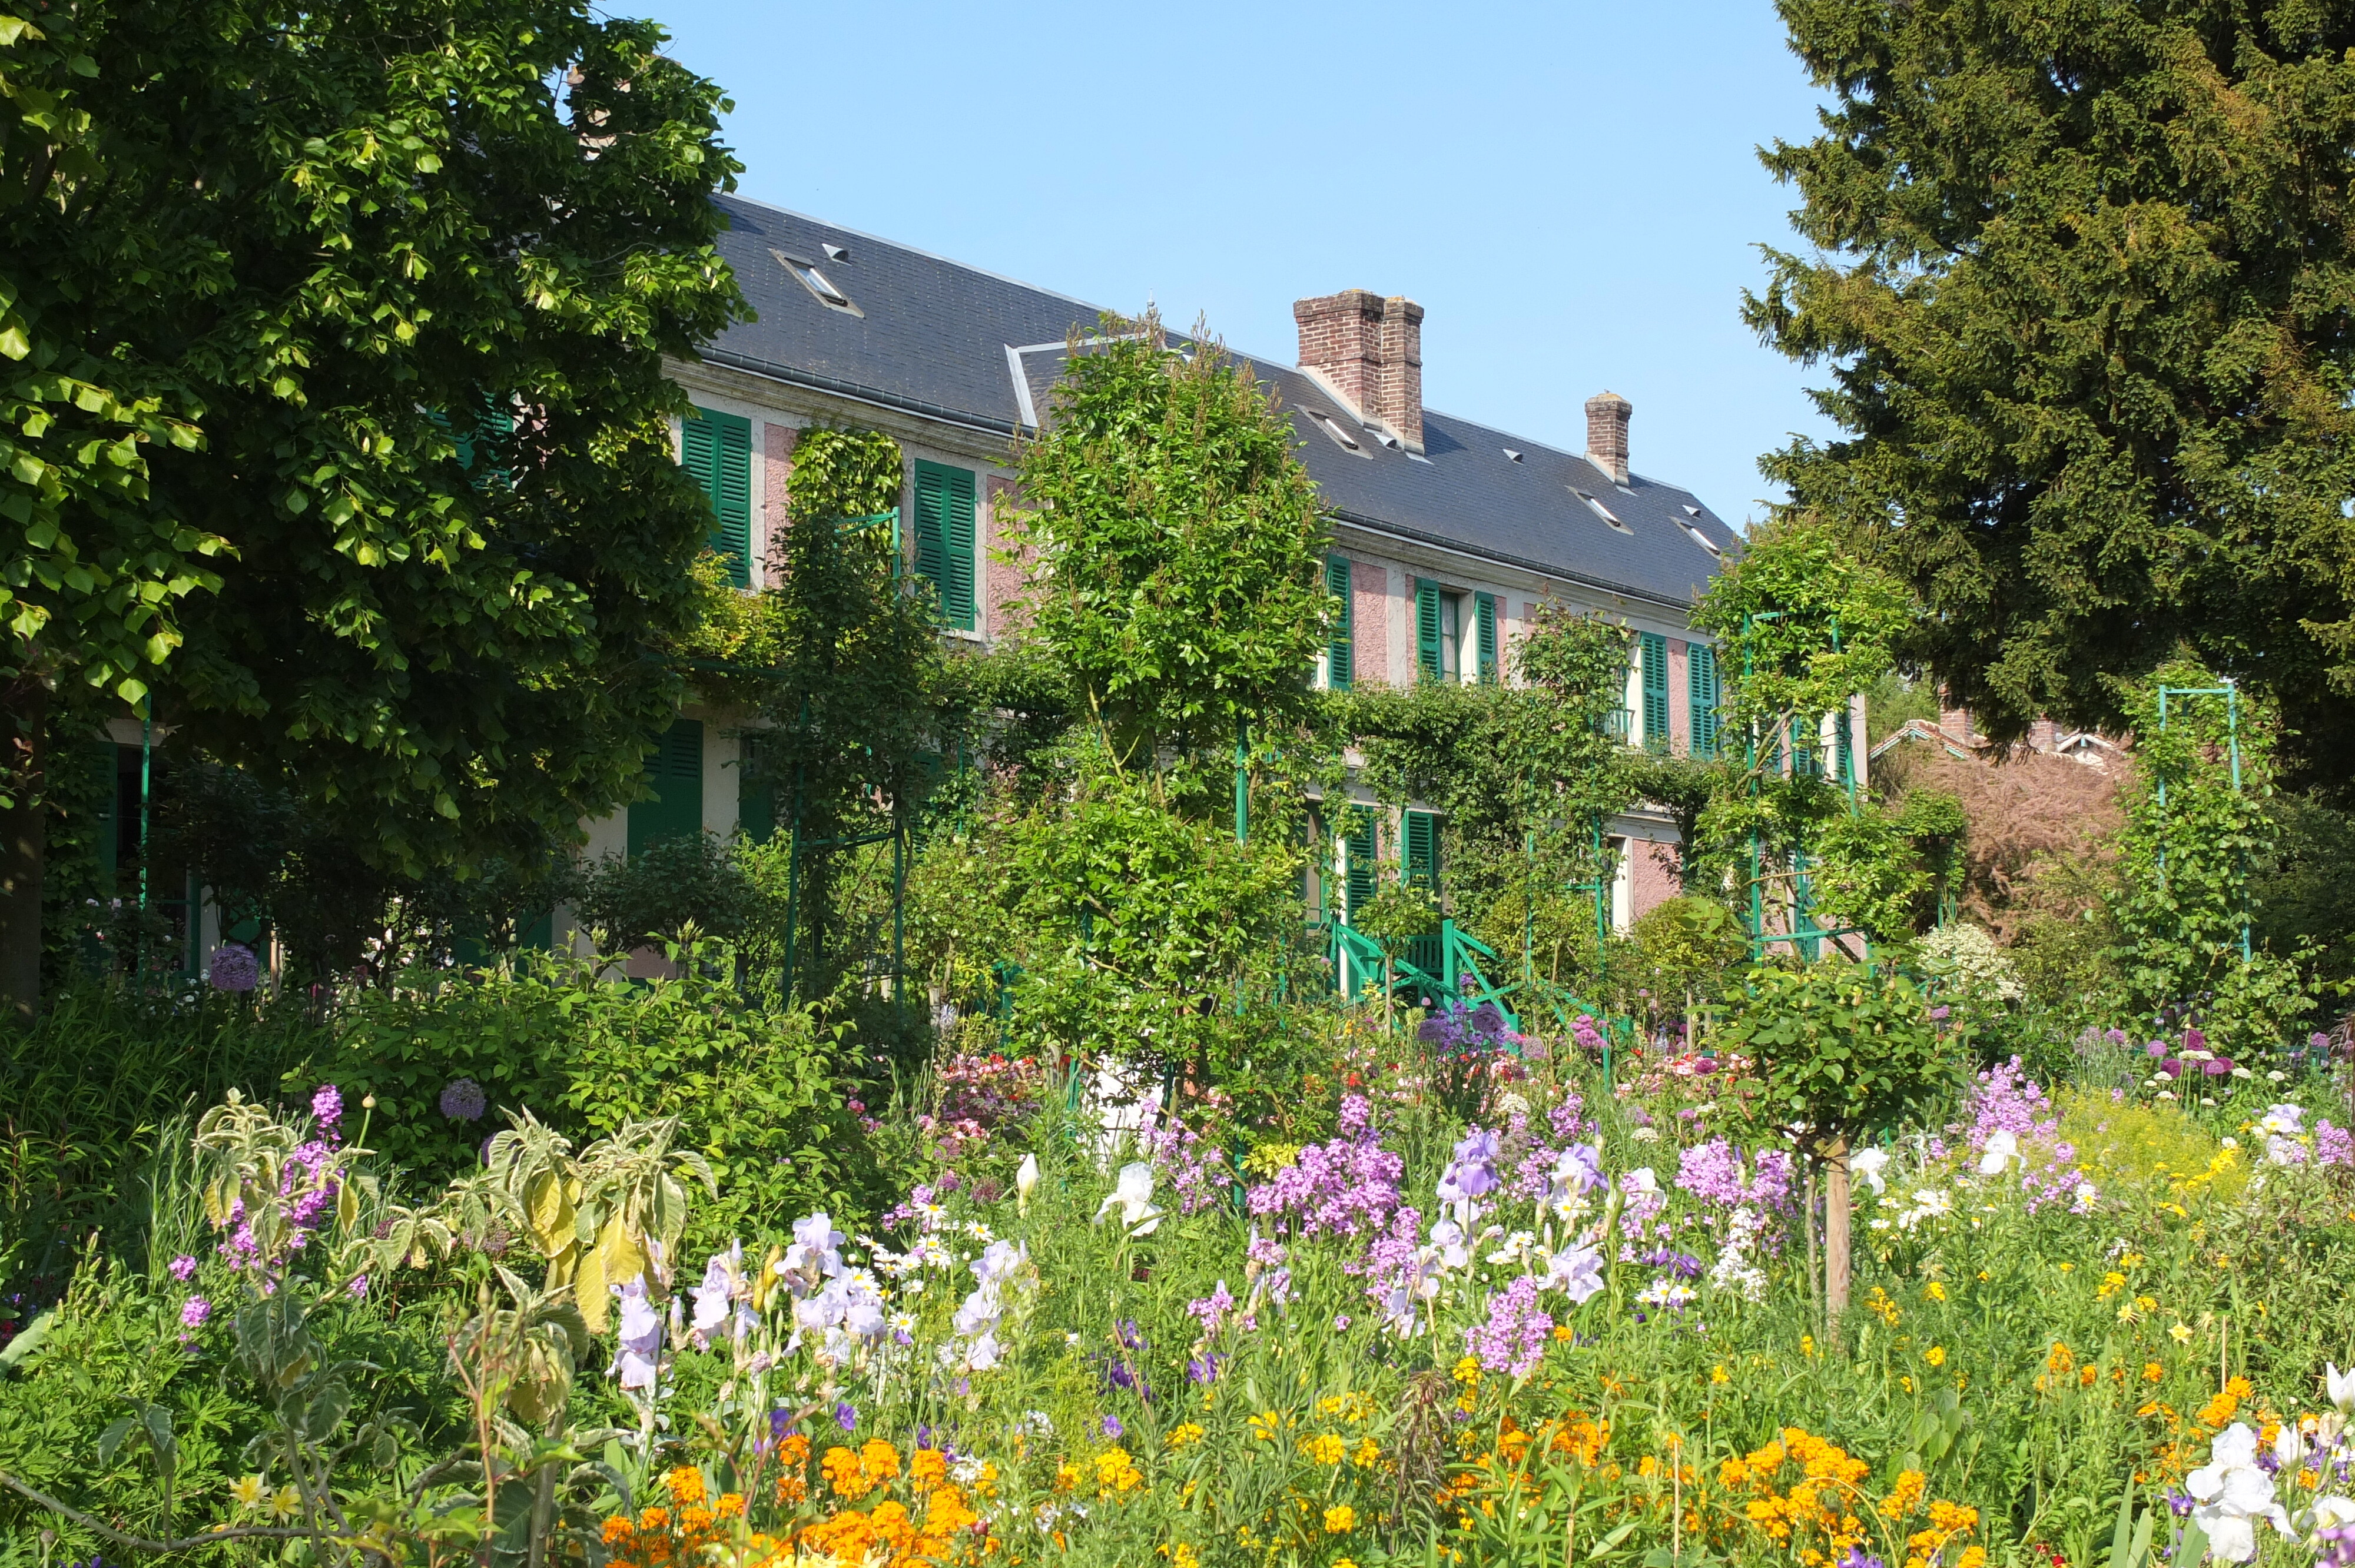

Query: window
left=1402, top=809, right=1440, bottom=893
left=912, top=460, right=977, bottom=631
left=1474, top=593, right=1498, bottom=683
left=1325, top=555, right=1353, bottom=690
left=1308, top=410, right=1369, bottom=456
left=1414, top=580, right=1473, bottom=682
left=772, top=248, right=863, bottom=316
left=1571, top=488, right=1633, bottom=534
left=1689, top=643, right=1722, bottom=758
left=628, top=718, right=705, bottom=855
left=681, top=407, right=752, bottom=589
left=1638, top=632, right=1669, bottom=752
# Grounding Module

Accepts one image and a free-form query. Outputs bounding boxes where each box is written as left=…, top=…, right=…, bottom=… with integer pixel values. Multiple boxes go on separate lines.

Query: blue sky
left=639, top=0, right=1836, bottom=530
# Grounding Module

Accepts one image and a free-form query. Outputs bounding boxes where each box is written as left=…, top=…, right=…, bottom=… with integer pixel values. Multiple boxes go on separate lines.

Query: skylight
left=1308, top=410, right=1368, bottom=456
left=772, top=248, right=862, bottom=316
left=1687, top=524, right=1720, bottom=555
left=1571, top=488, right=1632, bottom=534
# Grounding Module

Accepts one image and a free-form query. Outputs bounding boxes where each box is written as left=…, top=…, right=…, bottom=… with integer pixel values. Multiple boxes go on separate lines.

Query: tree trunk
left=1823, top=1131, right=1853, bottom=1319
left=0, top=680, right=46, bottom=1020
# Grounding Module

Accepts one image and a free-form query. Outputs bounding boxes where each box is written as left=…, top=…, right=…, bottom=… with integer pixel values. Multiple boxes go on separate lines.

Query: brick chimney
left=1585, top=391, right=1631, bottom=486
left=1295, top=289, right=1424, bottom=453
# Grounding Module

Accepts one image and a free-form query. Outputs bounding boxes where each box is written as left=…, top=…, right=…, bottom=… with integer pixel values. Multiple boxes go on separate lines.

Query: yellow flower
left=1924, top=1346, right=1946, bottom=1368
left=1167, top=1422, right=1205, bottom=1449
left=1712, top=1364, right=1731, bottom=1385
left=1352, top=1436, right=1381, bottom=1469
left=269, top=1486, right=303, bottom=1522
left=1800, top=1334, right=1817, bottom=1358
left=1324, top=1504, right=1358, bottom=1534
left=2143, top=1363, right=2165, bottom=1383
left=1335, top=1561, right=1360, bottom=1568
left=2058, top=1263, right=2074, bottom=1273
left=1304, top=1433, right=1347, bottom=1466
left=2171, top=1323, right=2195, bottom=1344
left=2099, top=1271, right=2127, bottom=1299
left=1452, top=1356, right=1481, bottom=1386
left=229, top=1474, right=266, bottom=1509
left=1248, top=1411, right=1286, bottom=1442
left=1923, top=1283, right=1946, bottom=1302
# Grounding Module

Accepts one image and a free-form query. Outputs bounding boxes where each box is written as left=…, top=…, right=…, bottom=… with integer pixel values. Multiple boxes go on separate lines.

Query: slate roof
left=702, top=194, right=1740, bottom=612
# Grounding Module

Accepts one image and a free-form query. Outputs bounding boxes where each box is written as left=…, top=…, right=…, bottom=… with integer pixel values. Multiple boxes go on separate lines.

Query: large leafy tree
left=1750, top=1, right=2355, bottom=788
left=0, top=0, right=748, bottom=1005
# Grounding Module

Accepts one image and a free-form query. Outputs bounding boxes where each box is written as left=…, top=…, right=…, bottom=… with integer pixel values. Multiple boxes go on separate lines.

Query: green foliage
left=0, top=4, right=219, bottom=730
left=1749, top=0, right=2355, bottom=785
left=1011, top=313, right=1329, bottom=776
left=1865, top=672, right=1942, bottom=750
left=1626, top=896, right=1749, bottom=1010
left=2107, top=659, right=2315, bottom=1049
left=566, top=832, right=759, bottom=952
left=938, top=755, right=1310, bottom=1085
left=4, top=0, right=749, bottom=986
left=1347, top=606, right=1637, bottom=959
left=317, top=954, right=868, bottom=1252
left=1689, top=521, right=1933, bottom=947
left=1720, top=959, right=1955, bottom=1150
left=2253, top=791, right=2355, bottom=1000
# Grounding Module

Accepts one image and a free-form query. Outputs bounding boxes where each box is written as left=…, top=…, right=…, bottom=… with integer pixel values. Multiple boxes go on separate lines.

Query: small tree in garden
left=2109, top=657, right=2314, bottom=1057
left=742, top=428, right=945, bottom=1003
left=1011, top=310, right=1330, bottom=797
left=1719, top=958, right=1952, bottom=1321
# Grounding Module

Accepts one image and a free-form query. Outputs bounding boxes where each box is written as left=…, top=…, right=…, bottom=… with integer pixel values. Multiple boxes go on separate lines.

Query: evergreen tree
left=1752, top=1, right=2355, bottom=789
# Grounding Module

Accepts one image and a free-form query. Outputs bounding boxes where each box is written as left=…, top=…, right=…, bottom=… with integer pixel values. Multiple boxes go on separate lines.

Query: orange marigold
left=666, top=1466, right=707, bottom=1506
left=602, top=1517, right=635, bottom=1545
left=860, top=1439, right=903, bottom=1485
left=822, top=1445, right=874, bottom=1500
left=910, top=1447, right=950, bottom=1493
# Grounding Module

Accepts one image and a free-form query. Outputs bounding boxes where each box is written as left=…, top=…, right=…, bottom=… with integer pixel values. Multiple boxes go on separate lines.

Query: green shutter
left=1689, top=644, right=1720, bottom=758
left=1402, top=809, right=1439, bottom=892
left=1415, top=580, right=1442, bottom=681
left=914, top=461, right=977, bottom=631
left=684, top=407, right=752, bottom=589
left=1475, top=593, right=1498, bottom=683
left=627, top=718, right=705, bottom=854
left=1836, top=705, right=1855, bottom=785
left=1343, top=807, right=1378, bottom=922
left=737, top=733, right=776, bottom=844
left=1325, top=554, right=1353, bottom=690
left=1640, top=632, right=1669, bottom=752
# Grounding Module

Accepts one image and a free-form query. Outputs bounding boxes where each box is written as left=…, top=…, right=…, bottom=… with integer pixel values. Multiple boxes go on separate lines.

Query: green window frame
left=1342, top=806, right=1379, bottom=922
left=1402, top=808, right=1439, bottom=892
left=1689, top=643, right=1721, bottom=758
left=913, top=460, right=977, bottom=632
left=1325, top=554, right=1353, bottom=690
left=628, top=717, right=705, bottom=855
left=1638, top=632, right=1670, bottom=752
left=682, top=407, right=753, bottom=589
left=1415, top=579, right=1442, bottom=682
left=1474, top=593, right=1498, bottom=683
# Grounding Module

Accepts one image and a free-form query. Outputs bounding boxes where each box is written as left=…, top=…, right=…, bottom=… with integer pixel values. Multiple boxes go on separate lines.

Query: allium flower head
left=439, top=1078, right=487, bottom=1121
left=207, top=944, right=259, bottom=993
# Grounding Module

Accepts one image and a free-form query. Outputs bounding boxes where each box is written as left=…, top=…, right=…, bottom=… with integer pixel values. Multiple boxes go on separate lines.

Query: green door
left=628, top=719, right=705, bottom=854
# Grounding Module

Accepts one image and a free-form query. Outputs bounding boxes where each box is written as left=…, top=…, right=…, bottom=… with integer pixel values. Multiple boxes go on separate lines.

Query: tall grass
left=0, top=984, right=324, bottom=1304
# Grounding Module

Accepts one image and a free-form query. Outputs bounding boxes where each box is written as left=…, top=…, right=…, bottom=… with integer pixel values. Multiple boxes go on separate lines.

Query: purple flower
left=207, top=944, right=258, bottom=993
left=1464, top=1274, right=1552, bottom=1379
left=1332, top=1314, right=1352, bottom=1331
left=2203, top=1057, right=2231, bottom=1077
left=347, top=1274, right=369, bottom=1298
left=180, top=1295, right=211, bottom=1329
left=1186, top=1354, right=1223, bottom=1384
left=311, top=1084, right=343, bottom=1129
left=1929, top=1005, right=1951, bottom=1021
left=834, top=1401, right=858, bottom=1431
left=1100, top=1415, right=1124, bottom=1439
left=1839, top=1550, right=1888, bottom=1568
left=168, top=1255, right=197, bottom=1282
left=439, top=1078, right=487, bottom=1121
left=2184, top=1027, right=2207, bottom=1051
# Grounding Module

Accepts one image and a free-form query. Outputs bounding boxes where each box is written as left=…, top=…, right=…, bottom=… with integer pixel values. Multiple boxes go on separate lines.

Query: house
left=585, top=193, right=1851, bottom=945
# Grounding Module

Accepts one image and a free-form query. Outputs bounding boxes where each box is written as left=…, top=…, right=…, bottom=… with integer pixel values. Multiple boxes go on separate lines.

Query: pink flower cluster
left=1963, top=1058, right=2079, bottom=1214
left=1674, top=1137, right=1794, bottom=1212
left=1139, top=1122, right=1229, bottom=1216
left=1245, top=1095, right=1405, bottom=1240
left=1465, top=1274, right=1552, bottom=1378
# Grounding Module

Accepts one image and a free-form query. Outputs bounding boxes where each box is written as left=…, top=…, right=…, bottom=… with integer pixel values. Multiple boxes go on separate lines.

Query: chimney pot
left=1296, top=289, right=1424, bottom=453
left=1584, top=391, right=1631, bottom=486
